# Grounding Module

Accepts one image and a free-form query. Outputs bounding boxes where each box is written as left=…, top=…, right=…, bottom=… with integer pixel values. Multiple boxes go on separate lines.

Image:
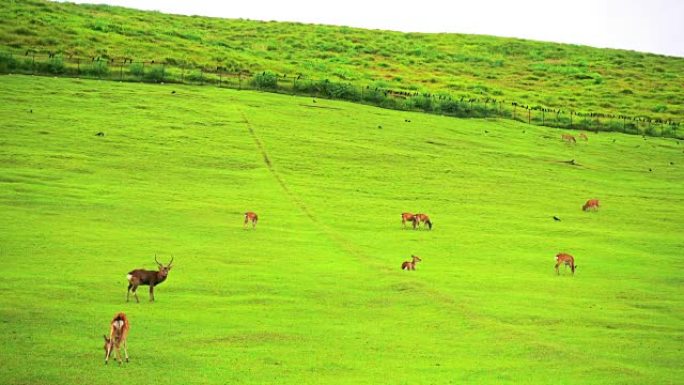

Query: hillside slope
left=0, top=75, right=683, bottom=384
left=1, top=0, right=683, bottom=124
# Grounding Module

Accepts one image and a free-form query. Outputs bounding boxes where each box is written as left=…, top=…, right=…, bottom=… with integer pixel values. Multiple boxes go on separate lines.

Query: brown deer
left=562, top=134, right=576, bottom=144
left=401, top=212, right=417, bottom=229
left=414, top=213, right=433, bottom=230
left=401, top=255, right=422, bottom=270
left=244, top=212, right=258, bottom=229
left=582, top=199, right=600, bottom=211
left=127, top=255, right=173, bottom=302
left=579, top=132, right=588, bottom=141
left=555, top=253, right=577, bottom=275
left=104, top=312, right=130, bottom=365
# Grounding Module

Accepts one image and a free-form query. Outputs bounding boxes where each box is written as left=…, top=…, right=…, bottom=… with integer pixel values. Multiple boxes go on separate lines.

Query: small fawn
left=401, top=255, right=422, bottom=270
left=244, top=212, right=258, bottom=229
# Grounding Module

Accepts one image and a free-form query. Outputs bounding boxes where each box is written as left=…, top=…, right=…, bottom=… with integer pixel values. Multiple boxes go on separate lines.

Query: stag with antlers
left=126, top=255, right=173, bottom=302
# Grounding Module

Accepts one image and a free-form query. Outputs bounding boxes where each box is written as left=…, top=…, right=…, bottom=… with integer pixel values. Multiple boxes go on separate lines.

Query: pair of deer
left=562, top=133, right=588, bottom=143
left=103, top=255, right=174, bottom=365
left=401, top=213, right=432, bottom=230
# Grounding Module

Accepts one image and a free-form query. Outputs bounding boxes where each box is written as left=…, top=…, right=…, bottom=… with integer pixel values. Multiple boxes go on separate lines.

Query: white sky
left=56, top=0, right=684, bottom=57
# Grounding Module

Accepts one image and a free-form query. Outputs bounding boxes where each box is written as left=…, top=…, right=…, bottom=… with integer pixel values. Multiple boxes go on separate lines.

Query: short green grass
left=0, top=74, right=683, bottom=384
left=2, top=0, right=684, bottom=123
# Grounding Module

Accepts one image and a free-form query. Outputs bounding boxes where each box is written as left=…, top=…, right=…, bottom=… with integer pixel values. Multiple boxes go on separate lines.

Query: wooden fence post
left=528, top=109, right=531, bottom=125
left=570, top=112, right=573, bottom=128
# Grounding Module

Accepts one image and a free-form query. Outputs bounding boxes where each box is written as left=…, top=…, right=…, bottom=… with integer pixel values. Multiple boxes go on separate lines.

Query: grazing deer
left=401, top=255, right=422, bottom=270
left=582, top=199, right=600, bottom=211
left=555, top=253, right=577, bottom=275
left=127, top=255, right=173, bottom=302
left=244, top=212, right=258, bottom=229
left=579, top=132, right=588, bottom=141
left=562, top=134, right=576, bottom=144
left=414, top=213, right=433, bottom=230
left=401, top=212, right=417, bottom=229
left=104, top=312, right=130, bottom=365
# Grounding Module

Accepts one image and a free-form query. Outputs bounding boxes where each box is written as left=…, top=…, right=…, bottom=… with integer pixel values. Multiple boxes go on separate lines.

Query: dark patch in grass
left=560, top=159, right=580, bottom=166
left=426, top=140, right=447, bottom=146
left=300, top=104, right=342, bottom=110
left=201, top=332, right=299, bottom=346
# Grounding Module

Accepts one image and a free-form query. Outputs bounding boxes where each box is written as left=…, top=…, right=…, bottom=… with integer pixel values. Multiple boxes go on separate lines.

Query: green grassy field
left=1, top=74, right=683, bottom=384
left=2, top=0, right=684, bottom=124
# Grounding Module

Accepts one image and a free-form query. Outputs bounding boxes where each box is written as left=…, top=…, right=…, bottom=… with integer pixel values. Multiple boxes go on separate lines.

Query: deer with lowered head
left=104, top=312, right=130, bottom=365
left=127, top=255, right=173, bottom=302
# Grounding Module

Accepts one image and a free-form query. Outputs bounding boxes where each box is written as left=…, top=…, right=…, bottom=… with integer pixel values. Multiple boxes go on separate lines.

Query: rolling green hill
left=1, top=74, right=682, bottom=384
left=1, top=0, right=683, bottom=126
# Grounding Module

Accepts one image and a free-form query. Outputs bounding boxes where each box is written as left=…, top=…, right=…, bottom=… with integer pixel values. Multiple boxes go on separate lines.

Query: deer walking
left=127, top=255, right=173, bottom=302
left=104, top=312, right=130, bottom=365
left=401, top=255, right=422, bottom=270
left=244, top=212, right=258, bottom=229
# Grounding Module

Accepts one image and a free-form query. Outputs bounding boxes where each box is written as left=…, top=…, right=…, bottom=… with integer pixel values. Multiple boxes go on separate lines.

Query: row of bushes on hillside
left=0, top=52, right=679, bottom=138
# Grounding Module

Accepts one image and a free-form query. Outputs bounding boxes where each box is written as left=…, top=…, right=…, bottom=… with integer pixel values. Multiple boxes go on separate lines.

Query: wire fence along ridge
left=1, top=49, right=680, bottom=139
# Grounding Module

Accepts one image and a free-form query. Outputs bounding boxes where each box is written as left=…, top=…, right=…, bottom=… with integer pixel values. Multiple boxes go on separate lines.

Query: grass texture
left=0, top=75, right=682, bottom=384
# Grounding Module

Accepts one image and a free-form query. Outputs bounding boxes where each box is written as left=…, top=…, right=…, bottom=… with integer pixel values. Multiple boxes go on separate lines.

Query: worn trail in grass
left=0, top=75, right=682, bottom=384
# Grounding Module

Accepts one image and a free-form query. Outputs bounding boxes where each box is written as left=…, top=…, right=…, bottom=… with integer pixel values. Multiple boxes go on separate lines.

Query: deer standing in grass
left=104, top=312, right=130, bottom=365
left=127, top=255, right=173, bottom=302
left=401, top=212, right=417, bottom=229
left=555, top=253, right=577, bottom=275
left=414, top=213, right=433, bottom=230
left=401, top=255, right=422, bottom=270
left=562, top=134, right=576, bottom=144
left=582, top=199, right=600, bottom=211
left=244, top=212, right=258, bottom=229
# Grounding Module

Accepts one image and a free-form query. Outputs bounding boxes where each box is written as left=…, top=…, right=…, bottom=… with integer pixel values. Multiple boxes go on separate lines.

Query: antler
left=154, top=253, right=162, bottom=266
left=168, top=255, right=174, bottom=267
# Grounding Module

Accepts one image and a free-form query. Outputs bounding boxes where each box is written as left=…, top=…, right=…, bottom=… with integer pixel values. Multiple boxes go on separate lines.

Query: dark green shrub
left=83, top=61, right=109, bottom=77
left=129, top=63, right=144, bottom=77
left=437, top=99, right=468, bottom=117
left=411, top=95, right=434, bottom=112
left=186, top=70, right=204, bottom=83
left=252, top=71, right=278, bottom=89
left=317, top=80, right=360, bottom=101
left=144, top=66, right=164, bottom=82
left=652, top=104, right=667, bottom=113
left=361, top=88, right=387, bottom=104
left=44, top=57, right=65, bottom=74
left=293, top=79, right=316, bottom=94
left=644, top=125, right=658, bottom=137
left=0, top=52, right=19, bottom=72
